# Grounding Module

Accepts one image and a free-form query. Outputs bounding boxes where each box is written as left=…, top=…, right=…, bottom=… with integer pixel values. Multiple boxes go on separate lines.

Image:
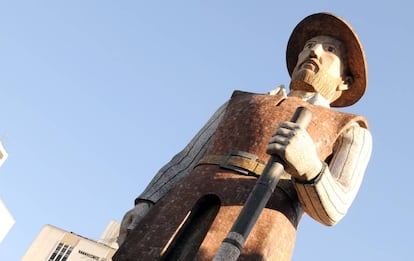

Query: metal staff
left=213, top=106, right=312, bottom=261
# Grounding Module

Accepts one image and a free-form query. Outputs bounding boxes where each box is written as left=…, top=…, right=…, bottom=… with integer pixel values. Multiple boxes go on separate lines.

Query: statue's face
left=291, top=35, right=347, bottom=101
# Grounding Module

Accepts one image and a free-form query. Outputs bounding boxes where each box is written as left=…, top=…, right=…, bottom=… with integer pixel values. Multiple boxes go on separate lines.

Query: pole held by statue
left=213, top=106, right=312, bottom=261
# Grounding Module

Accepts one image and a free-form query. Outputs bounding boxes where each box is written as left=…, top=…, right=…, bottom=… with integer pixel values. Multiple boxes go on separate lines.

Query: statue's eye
left=305, top=42, right=313, bottom=49
left=326, top=45, right=336, bottom=53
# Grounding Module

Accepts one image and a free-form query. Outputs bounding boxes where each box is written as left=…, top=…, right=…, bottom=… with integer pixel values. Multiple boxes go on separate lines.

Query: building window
left=48, top=243, right=73, bottom=261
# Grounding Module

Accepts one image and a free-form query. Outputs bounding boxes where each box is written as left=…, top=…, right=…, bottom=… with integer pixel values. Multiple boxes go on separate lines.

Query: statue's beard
left=289, top=69, right=340, bottom=99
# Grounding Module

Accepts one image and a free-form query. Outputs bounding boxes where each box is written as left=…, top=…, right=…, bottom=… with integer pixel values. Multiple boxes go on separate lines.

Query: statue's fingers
left=266, top=142, right=286, bottom=155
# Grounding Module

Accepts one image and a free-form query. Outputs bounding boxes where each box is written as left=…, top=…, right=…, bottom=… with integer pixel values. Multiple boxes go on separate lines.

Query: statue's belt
left=196, top=150, right=266, bottom=177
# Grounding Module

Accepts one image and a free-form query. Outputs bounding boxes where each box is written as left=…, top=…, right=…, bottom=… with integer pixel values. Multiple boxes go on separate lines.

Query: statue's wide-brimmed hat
left=286, top=13, right=367, bottom=107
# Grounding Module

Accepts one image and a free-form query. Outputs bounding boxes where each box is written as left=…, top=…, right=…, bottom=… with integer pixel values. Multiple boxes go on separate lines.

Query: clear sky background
left=0, top=1, right=411, bottom=260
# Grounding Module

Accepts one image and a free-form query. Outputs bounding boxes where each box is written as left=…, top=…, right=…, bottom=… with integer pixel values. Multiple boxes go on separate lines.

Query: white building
left=0, top=199, right=15, bottom=243
left=22, top=221, right=120, bottom=261
left=0, top=141, right=13, bottom=244
left=0, top=141, right=8, bottom=167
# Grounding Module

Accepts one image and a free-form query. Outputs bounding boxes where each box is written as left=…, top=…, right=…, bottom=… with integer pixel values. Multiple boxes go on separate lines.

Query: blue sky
left=0, top=1, right=412, bottom=260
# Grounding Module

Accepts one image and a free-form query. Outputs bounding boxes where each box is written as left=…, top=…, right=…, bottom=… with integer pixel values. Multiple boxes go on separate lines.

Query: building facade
left=22, top=221, right=120, bottom=261
left=0, top=141, right=13, bottom=244
left=0, top=199, right=14, bottom=244
left=0, top=141, right=8, bottom=168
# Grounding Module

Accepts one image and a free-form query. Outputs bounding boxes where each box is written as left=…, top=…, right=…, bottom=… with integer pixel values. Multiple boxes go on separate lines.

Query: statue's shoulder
left=230, top=85, right=287, bottom=99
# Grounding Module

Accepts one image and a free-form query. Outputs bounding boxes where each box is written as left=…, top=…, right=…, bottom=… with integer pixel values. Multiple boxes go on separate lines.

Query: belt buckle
left=220, top=150, right=258, bottom=176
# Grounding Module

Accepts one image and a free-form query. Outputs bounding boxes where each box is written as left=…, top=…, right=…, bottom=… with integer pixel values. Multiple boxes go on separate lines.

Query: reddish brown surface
left=114, top=91, right=367, bottom=260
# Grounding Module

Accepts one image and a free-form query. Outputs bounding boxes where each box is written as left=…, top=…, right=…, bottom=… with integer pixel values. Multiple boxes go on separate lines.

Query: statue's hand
left=266, top=121, right=323, bottom=181
left=117, top=201, right=153, bottom=246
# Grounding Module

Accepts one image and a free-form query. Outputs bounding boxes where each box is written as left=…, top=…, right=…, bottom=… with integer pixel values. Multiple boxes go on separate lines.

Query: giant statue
left=113, top=12, right=372, bottom=261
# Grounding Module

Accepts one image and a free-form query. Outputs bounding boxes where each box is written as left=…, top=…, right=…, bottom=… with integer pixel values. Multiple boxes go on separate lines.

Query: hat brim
left=286, top=13, right=367, bottom=107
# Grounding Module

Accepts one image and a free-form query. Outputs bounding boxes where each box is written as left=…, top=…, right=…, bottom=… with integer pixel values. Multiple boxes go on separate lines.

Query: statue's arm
left=136, top=101, right=227, bottom=204
left=294, top=123, right=373, bottom=226
left=117, top=102, right=227, bottom=245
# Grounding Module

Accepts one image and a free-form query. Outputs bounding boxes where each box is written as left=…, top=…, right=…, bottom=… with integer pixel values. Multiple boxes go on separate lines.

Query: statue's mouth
left=300, top=59, right=319, bottom=73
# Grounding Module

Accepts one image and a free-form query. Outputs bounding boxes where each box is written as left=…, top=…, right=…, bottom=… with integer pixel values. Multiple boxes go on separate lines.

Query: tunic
left=114, top=90, right=372, bottom=260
